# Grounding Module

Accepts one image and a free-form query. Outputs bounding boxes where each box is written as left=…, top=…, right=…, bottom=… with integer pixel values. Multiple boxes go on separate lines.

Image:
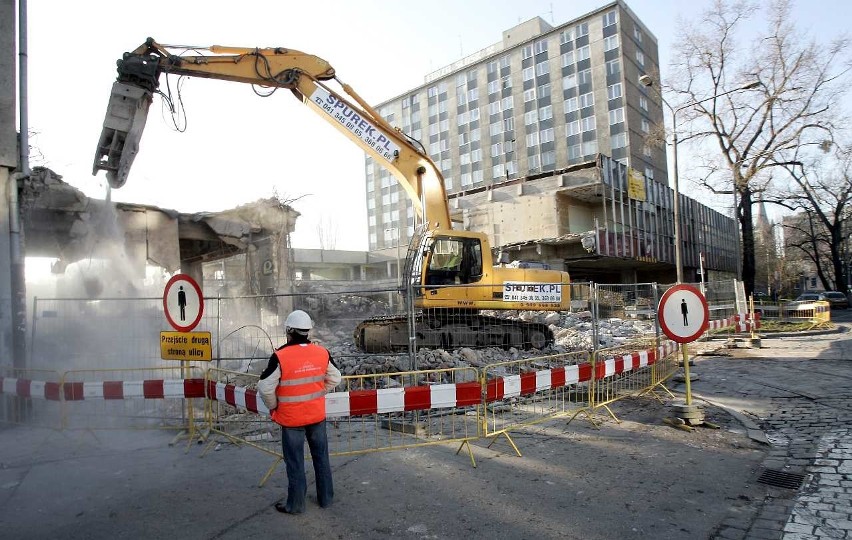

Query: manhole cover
left=757, top=468, right=805, bottom=489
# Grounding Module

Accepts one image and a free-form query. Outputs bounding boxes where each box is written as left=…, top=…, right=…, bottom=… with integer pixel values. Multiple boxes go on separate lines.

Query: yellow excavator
left=92, top=38, right=571, bottom=352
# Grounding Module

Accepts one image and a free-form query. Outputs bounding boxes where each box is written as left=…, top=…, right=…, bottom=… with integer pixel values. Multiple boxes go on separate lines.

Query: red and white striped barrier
left=2, top=341, right=683, bottom=418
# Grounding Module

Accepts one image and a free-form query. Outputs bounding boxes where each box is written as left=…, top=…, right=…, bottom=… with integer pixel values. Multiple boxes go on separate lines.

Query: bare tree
left=768, top=146, right=852, bottom=294
left=668, top=0, right=851, bottom=296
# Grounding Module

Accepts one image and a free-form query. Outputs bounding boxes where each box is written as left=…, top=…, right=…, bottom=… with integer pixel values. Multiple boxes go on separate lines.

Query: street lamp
left=639, top=75, right=760, bottom=283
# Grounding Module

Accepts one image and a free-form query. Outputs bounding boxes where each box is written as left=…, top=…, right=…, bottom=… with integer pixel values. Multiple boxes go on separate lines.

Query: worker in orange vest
left=258, top=310, right=341, bottom=514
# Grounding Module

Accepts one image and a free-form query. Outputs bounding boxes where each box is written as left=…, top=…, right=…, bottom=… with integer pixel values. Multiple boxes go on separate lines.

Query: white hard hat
left=285, top=310, right=313, bottom=331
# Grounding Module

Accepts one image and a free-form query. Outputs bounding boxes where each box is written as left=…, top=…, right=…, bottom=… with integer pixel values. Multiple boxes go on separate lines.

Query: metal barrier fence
left=0, top=368, right=64, bottom=430
left=60, top=366, right=205, bottom=434
left=753, top=300, right=832, bottom=325
left=482, top=350, right=591, bottom=452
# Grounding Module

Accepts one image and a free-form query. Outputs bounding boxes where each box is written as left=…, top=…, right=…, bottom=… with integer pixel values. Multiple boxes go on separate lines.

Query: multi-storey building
left=366, top=0, right=738, bottom=283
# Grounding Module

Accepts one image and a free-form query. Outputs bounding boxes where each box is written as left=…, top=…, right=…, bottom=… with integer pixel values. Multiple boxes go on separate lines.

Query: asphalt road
left=0, top=310, right=849, bottom=540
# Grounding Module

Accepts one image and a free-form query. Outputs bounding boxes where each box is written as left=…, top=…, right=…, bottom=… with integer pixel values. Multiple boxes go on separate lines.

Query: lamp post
left=639, top=75, right=760, bottom=283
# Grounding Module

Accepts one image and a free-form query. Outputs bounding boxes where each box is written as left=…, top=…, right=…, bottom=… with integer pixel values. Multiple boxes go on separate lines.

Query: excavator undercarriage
left=354, top=310, right=553, bottom=353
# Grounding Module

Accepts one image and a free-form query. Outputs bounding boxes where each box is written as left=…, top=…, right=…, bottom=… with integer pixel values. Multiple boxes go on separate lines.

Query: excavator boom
left=92, top=38, right=571, bottom=352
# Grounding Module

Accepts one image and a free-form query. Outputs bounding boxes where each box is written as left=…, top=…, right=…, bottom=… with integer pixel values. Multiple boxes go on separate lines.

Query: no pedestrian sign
left=163, top=274, right=204, bottom=332
left=658, top=284, right=709, bottom=343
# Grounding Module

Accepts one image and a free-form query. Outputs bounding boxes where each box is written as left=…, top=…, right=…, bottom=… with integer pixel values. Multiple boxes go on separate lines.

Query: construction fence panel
left=60, top=366, right=205, bottom=432
left=0, top=368, right=64, bottom=429
left=591, top=340, right=678, bottom=411
left=325, top=367, right=481, bottom=459
left=30, top=297, right=218, bottom=373
left=754, top=300, right=831, bottom=324
left=482, top=350, right=591, bottom=438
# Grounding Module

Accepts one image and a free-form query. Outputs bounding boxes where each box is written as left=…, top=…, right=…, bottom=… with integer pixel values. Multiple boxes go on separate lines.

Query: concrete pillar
left=0, top=0, right=17, bottom=366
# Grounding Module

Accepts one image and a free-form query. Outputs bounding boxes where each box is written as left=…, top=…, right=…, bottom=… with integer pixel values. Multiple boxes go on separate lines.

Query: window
left=456, top=89, right=467, bottom=105
left=604, top=35, right=619, bottom=52
left=524, top=109, right=539, bottom=125
left=541, top=150, right=556, bottom=167
left=561, top=51, right=575, bottom=68
left=428, top=86, right=438, bottom=98
left=526, top=132, right=539, bottom=147
left=539, top=105, right=553, bottom=121
left=576, top=22, right=589, bottom=37
left=645, top=167, right=654, bottom=181
left=438, top=100, right=448, bottom=114
left=428, top=103, right=438, bottom=116
left=576, top=45, right=591, bottom=62
left=470, top=108, right=480, bottom=121
left=538, top=84, right=551, bottom=99
left=641, top=118, right=650, bottom=133
left=568, top=143, right=582, bottom=160
left=639, top=95, right=648, bottom=111
left=470, top=128, right=481, bottom=142
left=582, top=140, right=598, bottom=155
left=471, top=148, right=482, bottom=163
left=468, top=88, right=479, bottom=102
left=635, top=50, right=645, bottom=67
left=439, top=119, right=449, bottom=132
left=611, top=132, right=628, bottom=149
left=634, top=26, right=643, bottom=43
left=401, top=96, right=410, bottom=109
left=609, top=108, right=624, bottom=125
left=578, top=69, right=592, bottom=85
left=578, top=92, right=594, bottom=108
left=522, top=67, right=535, bottom=81
left=607, top=83, right=623, bottom=100
left=501, top=76, right=512, bottom=90
left=539, top=127, right=555, bottom=143
left=606, top=59, right=621, bottom=76
left=489, top=101, right=502, bottom=115
left=490, top=121, right=501, bottom=136
left=535, top=61, right=550, bottom=76
left=500, top=55, right=510, bottom=69
left=563, top=74, right=577, bottom=90
left=534, top=39, right=548, bottom=54
left=501, top=96, right=514, bottom=111
left=566, top=119, right=580, bottom=136
left=559, top=28, right=575, bottom=44
left=468, top=69, right=477, bottom=82
left=643, top=144, right=652, bottom=157
left=460, top=153, right=471, bottom=165
left=492, top=164, right=504, bottom=178
left=488, top=80, right=500, bottom=94
left=491, top=142, right=503, bottom=158
left=456, top=74, right=467, bottom=87
left=528, top=154, right=540, bottom=170
left=581, top=116, right=596, bottom=132
left=472, top=169, right=483, bottom=183
left=522, top=45, right=533, bottom=59
left=603, top=10, right=618, bottom=27
left=461, top=172, right=473, bottom=187
left=565, top=96, right=579, bottom=113
left=523, top=88, right=537, bottom=102
left=503, top=117, right=514, bottom=131
left=487, top=60, right=498, bottom=74
left=429, top=123, right=439, bottom=136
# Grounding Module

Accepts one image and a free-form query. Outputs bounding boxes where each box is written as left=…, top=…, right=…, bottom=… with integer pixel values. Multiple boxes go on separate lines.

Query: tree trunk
left=740, top=186, right=756, bottom=297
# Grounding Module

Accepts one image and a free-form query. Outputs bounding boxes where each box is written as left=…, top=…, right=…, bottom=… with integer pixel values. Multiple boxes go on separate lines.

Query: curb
left=690, top=391, right=770, bottom=446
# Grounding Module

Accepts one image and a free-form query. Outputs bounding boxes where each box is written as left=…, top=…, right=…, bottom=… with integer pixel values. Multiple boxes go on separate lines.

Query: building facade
left=366, top=0, right=737, bottom=283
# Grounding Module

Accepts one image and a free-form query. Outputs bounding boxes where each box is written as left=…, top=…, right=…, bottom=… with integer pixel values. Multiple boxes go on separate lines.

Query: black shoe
left=274, top=501, right=303, bottom=514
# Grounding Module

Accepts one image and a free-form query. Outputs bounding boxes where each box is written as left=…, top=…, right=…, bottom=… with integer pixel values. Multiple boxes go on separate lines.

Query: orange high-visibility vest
left=270, top=344, right=329, bottom=427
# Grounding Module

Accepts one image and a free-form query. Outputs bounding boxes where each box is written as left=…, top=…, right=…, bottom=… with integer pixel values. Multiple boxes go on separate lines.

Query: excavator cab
left=424, top=236, right=483, bottom=286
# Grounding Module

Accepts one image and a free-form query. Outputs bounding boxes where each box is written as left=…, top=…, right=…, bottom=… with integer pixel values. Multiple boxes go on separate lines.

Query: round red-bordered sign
left=163, top=274, right=204, bottom=332
left=658, top=284, right=709, bottom=343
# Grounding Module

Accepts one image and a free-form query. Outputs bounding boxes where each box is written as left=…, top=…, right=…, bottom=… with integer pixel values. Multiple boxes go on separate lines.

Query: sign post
left=161, top=274, right=211, bottom=361
left=658, top=284, right=709, bottom=407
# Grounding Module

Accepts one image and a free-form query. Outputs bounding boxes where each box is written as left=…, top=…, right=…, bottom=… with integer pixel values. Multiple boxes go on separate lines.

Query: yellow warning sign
left=628, top=168, right=647, bottom=202
left=160, top=331, right=213, bottom=361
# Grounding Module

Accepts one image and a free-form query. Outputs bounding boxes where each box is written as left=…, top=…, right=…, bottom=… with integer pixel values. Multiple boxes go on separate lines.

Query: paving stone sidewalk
left=684, top=327, right=852, bottom=540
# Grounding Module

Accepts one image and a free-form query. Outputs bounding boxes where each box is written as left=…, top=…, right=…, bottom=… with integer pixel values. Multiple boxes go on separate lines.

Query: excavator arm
left=92, top=38, right=451, bottom=230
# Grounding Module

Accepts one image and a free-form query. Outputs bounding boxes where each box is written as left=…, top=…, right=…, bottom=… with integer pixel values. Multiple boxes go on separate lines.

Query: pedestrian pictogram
left=163, top=274, right=204, bottom=332
left=658, top=284, right=709, bottom=344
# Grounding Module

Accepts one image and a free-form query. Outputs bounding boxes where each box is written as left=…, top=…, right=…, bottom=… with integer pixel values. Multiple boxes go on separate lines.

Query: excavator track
left=354, top=312, right=553, bottom=353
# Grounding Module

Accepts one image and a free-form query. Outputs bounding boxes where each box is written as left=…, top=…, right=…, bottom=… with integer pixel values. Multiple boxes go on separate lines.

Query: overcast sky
left=22, top=0, right=852, bottom=252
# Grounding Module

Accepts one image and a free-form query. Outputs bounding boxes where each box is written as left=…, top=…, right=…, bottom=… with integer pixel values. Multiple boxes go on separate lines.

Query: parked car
left=822, top=291, right=850, bottom=310
left=794, top=292, right=828, bottom=302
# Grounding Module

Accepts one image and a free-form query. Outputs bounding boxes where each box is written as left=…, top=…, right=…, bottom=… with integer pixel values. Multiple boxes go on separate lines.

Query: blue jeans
left=280, top=421, right=334, bottom=513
